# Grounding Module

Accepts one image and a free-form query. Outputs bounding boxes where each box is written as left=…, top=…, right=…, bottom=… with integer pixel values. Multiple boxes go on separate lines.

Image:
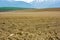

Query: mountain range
left=31, top=0, right=60, bottom=8
left=0, top=1, right=32, bottom=8
left=0, top=1, right=60, bottom=8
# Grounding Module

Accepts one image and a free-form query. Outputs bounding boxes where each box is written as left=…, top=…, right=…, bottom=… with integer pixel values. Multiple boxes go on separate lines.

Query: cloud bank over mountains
left=31, top=0, right=60, bottom=8
left=0, top=0, right=60, bottom=8
left=1, top=0, right=60, bottom=3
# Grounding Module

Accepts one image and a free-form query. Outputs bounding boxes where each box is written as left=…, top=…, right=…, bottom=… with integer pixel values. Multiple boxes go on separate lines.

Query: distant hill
left=29, top=8, right=60, bottom=12
left=34, top=8, right=60, bottom=12
left=0, top=7, right=33, bottom=12
left=0, top=7, right=60, bottom=12
left=16, top=8, right=60, bottom=12
left=0, top=1, right=32, bottom=8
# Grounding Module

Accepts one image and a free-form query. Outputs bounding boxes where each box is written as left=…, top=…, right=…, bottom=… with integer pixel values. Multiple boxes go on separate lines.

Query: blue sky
left=0, top=0, right=60, bottom=8
left=0, top=0, right=34, bottom=3
left=1, top=0, right=59, bottom=3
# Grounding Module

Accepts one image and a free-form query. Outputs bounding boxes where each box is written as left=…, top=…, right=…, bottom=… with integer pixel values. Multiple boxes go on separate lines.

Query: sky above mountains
left=0, top=0, right=34, bottom=3
left=0, top=0, right=60, bottom=8
left=1, top=0, right=60, bottom=3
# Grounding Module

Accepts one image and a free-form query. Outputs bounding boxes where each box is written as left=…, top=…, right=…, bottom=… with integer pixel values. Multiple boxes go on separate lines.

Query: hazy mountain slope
left=0, top=0, right=60, bottom=8
left=0, top=1, right=32, bottom=8
left=31, top=0, right=60, bottom=8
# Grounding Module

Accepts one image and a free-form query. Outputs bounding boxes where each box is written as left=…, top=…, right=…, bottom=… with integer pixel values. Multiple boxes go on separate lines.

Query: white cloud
left=34, top=0, right=60, bottom=2
left=6, top=0, right=60, bottom=3
left=14, top=0, right=34, bottom=3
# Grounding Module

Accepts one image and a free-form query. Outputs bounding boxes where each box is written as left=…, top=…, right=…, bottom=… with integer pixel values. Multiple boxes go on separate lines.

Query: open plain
left=0, top=9, right=60, bottom=40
